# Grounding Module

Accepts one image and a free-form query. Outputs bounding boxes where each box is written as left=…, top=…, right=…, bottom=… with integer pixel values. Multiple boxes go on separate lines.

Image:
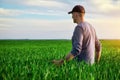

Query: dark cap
left=68, top=5, right=85, bottom=14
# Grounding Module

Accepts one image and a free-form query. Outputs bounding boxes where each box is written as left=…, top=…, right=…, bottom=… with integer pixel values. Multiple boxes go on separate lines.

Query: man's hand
left=52, top=53, right=74, bottom=66
left=52, top=59, right=64, bottom=66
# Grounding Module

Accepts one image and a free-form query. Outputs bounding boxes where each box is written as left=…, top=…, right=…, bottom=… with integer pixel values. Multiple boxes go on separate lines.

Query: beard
left=73, top=19, right=77, bottom=23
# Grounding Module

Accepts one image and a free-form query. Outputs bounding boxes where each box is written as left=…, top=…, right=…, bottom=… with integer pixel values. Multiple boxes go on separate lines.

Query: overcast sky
left=0, top=0, right=120, bottom=39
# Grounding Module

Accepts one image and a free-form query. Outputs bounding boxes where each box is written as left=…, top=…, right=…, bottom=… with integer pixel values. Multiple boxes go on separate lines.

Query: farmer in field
left=52, top=5, right=101, bottom=65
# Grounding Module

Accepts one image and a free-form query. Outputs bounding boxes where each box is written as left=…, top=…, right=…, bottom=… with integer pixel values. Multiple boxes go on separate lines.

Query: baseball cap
left=68, top=5, right=85, bottom=14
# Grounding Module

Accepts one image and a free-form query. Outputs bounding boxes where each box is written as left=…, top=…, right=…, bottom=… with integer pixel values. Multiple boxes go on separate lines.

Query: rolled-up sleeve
left=71, top=26, right=83, bottom=57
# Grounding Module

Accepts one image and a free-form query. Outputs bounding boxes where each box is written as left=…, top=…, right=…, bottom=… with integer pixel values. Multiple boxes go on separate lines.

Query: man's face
left=72, top=12, right=79, bottom=23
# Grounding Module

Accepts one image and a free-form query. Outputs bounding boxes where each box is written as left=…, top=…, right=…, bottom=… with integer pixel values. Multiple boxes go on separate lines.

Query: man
left=52, top=5, right=101, bottom=65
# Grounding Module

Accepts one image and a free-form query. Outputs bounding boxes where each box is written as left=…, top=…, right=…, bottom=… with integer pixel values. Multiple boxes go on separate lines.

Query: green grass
left=0, top=40, right=120, bottom=80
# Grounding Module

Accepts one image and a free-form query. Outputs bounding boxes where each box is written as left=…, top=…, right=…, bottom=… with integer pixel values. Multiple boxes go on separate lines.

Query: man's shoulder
left=77, top=21, right=90, bottom=27
left=82, top=21, right=95, bottom=29
left=77, top=21, right=95, bottom=32
left=76, top=22, right=89, bottom=29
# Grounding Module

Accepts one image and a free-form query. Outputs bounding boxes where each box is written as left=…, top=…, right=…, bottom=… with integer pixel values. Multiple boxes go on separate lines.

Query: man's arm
left=65, top=53, right=74, bottom=61
left=52, top=26, right=83, bottom=66
left=95, top=51, right=101, bottom=63
left=95, top=32, right=101, bottom=63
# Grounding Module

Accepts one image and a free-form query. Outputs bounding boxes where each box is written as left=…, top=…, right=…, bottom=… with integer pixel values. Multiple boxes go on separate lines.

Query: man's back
left=71, top=22, right=101, bottom=64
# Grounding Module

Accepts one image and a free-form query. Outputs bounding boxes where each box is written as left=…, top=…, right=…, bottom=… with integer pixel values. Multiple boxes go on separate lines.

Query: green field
left=0, top=40, right=120, bottom=80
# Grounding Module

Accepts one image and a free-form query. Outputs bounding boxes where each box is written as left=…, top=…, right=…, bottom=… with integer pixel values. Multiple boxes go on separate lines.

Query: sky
left=0, top=0, right=120, bottom=39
